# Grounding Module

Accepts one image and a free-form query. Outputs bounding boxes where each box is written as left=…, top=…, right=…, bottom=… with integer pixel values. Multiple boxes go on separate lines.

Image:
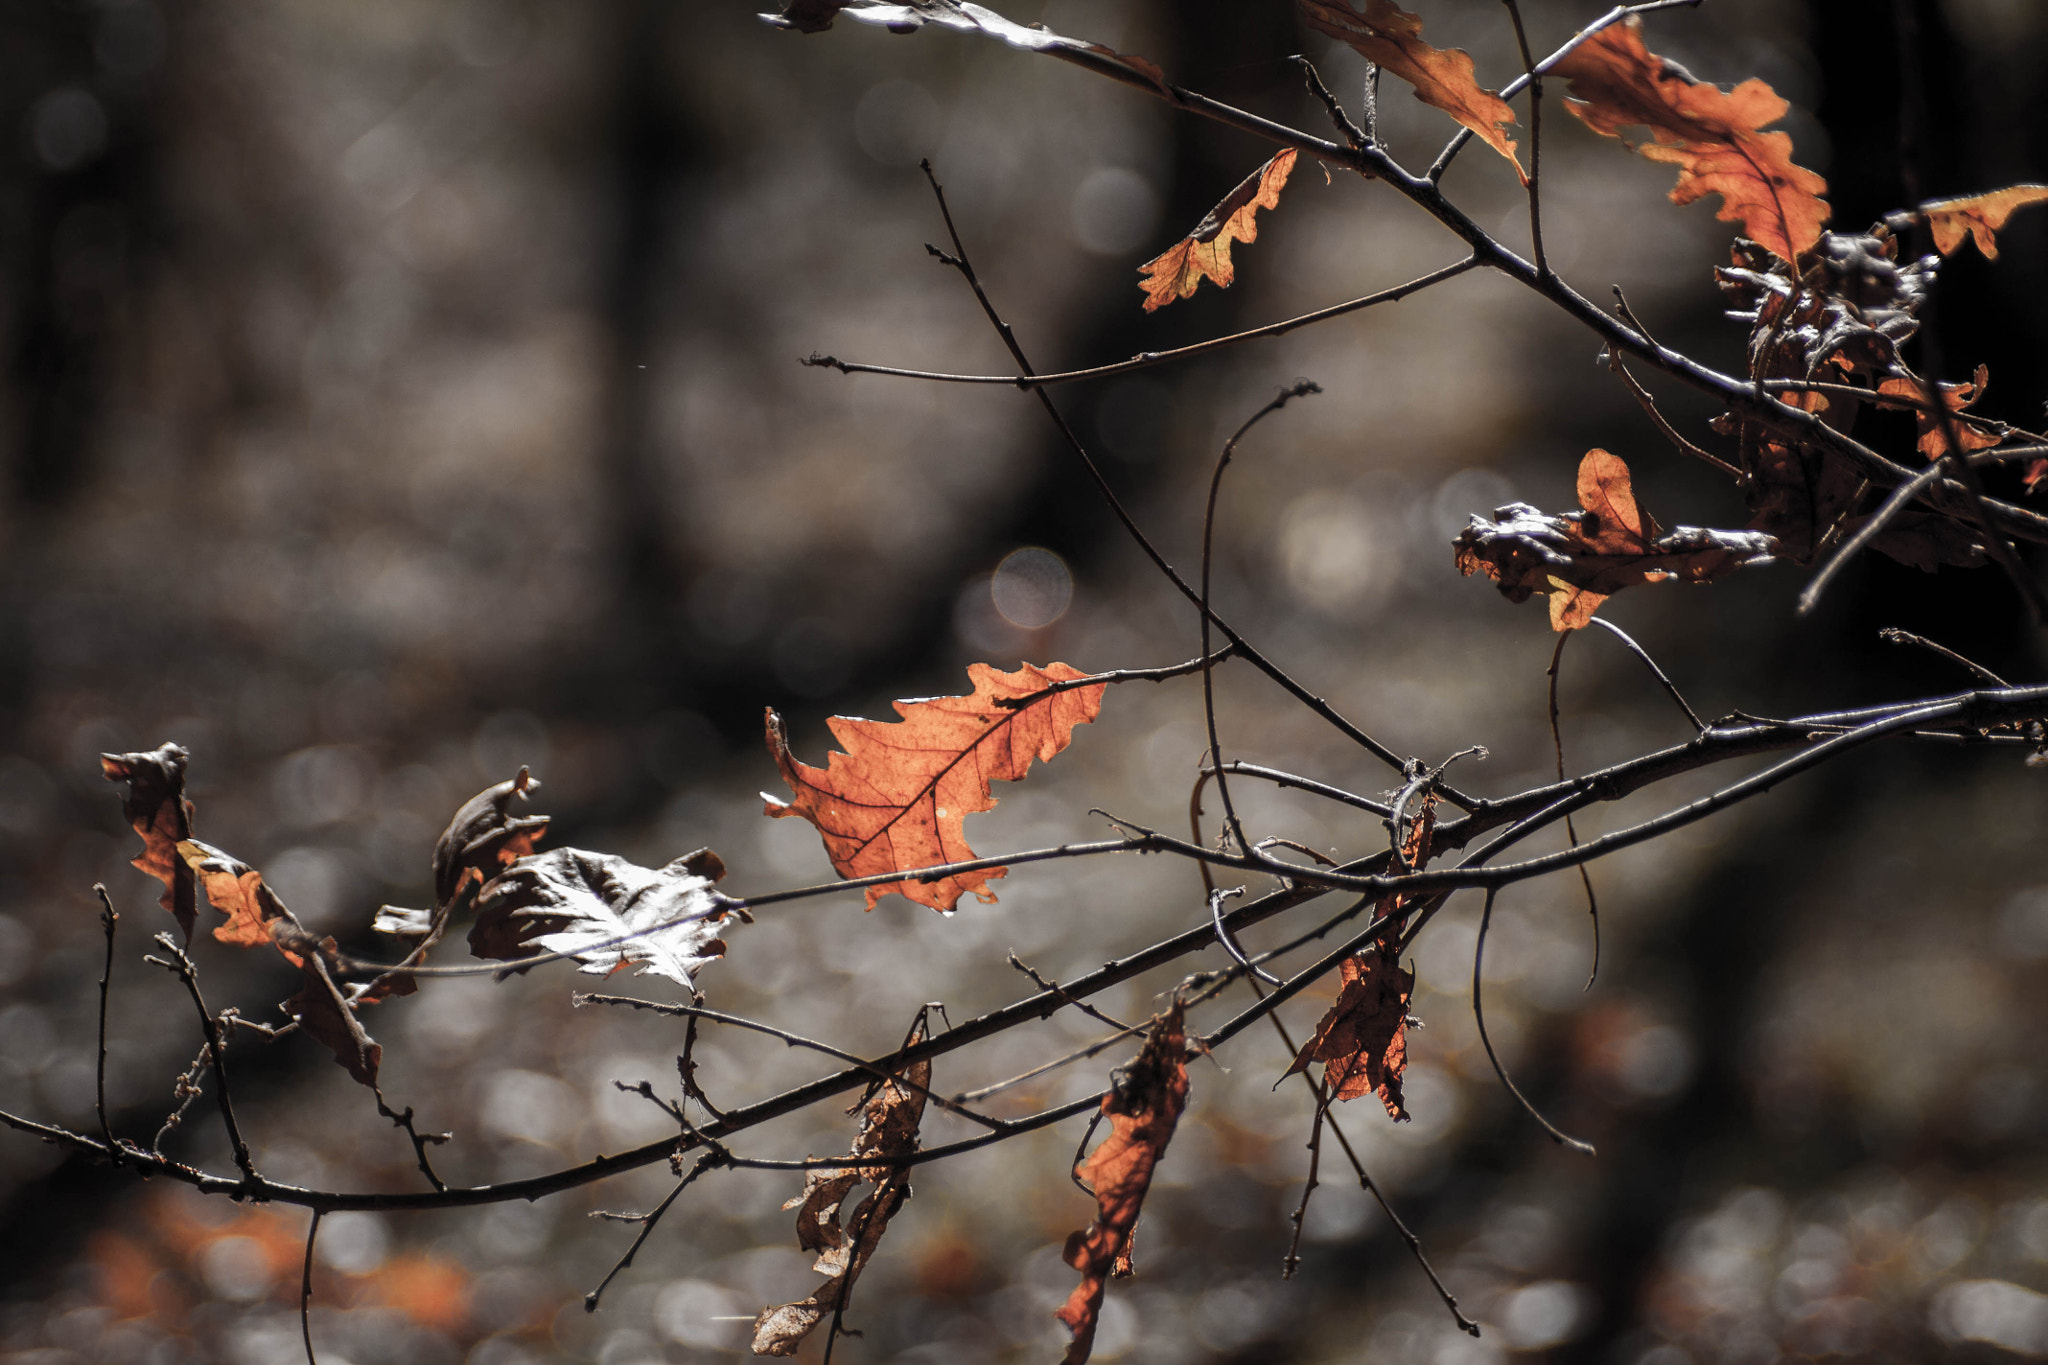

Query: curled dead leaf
left=434, top=768, right=549, bottom=909
left=1285, top=949, right=1414, bottom=1120
left=1454, top=450, right=1777, bottom=629
left=1917, top=184, right=2048, bottom=260
left=1138, top=150, right=1296, bottom=313
left=1057, top=1004, right=1189, bottom=1365
left=175, top=839, right=306, bottom=957
left=100, top=743, right=196, bottom=939
left=285, top=941, right=383, bottom=1089
left=755, top=1013, right=931, bottom=1356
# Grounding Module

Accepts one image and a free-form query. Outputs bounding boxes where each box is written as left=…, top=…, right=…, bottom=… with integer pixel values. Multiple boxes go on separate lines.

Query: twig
left=93, top=886, right=121, bottom=1165
left=1878, top=627, right=2011, bottom=687
left=585, top=1152, right=723, bottom=1312
left=1501, top=0, right=1547, bottom=275
left=152, top=1039, right=209, bottom=1155
left=992, top=646, right=1236, bottom=709
left=803, top=257, right=1478, bottom=389
left=1283, top=1096, right=1325, bottom=1280
left=1209, top=885, right=1280, bottom=986
left=143, top=934, right=255, bottom=1183
left=1588, top=617, right=1704, bottom=731
left=1254, top=982, right=1475, bottom=1332
left=1293, top=55, right=1368, bottom=152
left=678, top=1009, right=728, bottom=1123
left=1202, top=381, right=1324, bottom=857
left=1547, top=633, right=1602, bottom=989
left=576, top=995, right=1010, bottom=1133
left=373, top=1094, right=449, bottom=1192
left=951, top=1024, right=1145, bottom=1106
left=1009, top=953, right=1134, bottom=1033
left=1206, top=762, right=1394, bottom=817
left=300, top=1209, right=321, bottom=1365
left=1796, top=459, right=1949, bottom=615
left=1607, top=308, right=1742, bottom=477
left=1474, top=890, right=1596, bottom=1153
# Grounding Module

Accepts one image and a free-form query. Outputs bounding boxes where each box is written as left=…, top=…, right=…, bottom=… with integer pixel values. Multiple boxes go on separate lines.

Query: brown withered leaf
left=469, top=847, right=735, bottom=990
left=763, top=1, right=1170, bottom=97
left=434, top=768, right=549, bottom=909
left=1285, top=948, right=1414, bottom=1120
left=1919, top=184, right=2048, bottom=260
left=754, top=1014, right=931, bottom=1357
left=1554, top=17, right=1828, bottom=262
left=1057, top=1004, right=1189, bottom=1365
left=1717, top=233, right=1934, bottom=380
left=1299, top=0, right=1524, bottom=181
left=1874, top=365, right=2003, bottom=458
left=2025, top=459, right=2046, bottom=495
left=175, top=839, right=307, bottom=957
left=1454, top=450, right=1777, bottom=629
left=764, top=661, right=1105, bottom=912
left=284, top=941, right=382, bottom=1089
left=1138, top=150, right=1296, bottom=313
left=100, top=744, right=196, bottom=939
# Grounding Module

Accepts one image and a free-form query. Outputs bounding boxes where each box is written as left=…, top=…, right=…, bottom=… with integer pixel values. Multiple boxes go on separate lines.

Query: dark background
left=0, top=2, right=2044, bottom=1362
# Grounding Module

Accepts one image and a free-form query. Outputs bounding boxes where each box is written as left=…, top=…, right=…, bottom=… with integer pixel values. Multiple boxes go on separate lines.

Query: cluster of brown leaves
left=101, top=746, right=738, bottom=1091
left=1455, top=450, right=1777, bottom=629
left=1057, top=1005, right=1190, bottom=1365
left=765, top=660, right=1106, bottom=911
left=754, top=1014, right=932, bottom=1356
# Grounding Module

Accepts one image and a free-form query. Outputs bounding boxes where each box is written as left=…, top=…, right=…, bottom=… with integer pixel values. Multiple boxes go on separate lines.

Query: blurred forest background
left=0, top=1, right=2045, bottom=1362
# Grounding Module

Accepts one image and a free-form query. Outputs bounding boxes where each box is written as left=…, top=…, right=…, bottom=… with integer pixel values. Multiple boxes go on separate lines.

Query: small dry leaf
left=1057, top=1004, right=1189, bottom=1365
left=175, top=840, right=306, bottom=956
left=100, top=743, right=196, bottom=939
left=1137, top=150, right=1297, bottom=313
left=469, top=847, right=734, bottom=990
left=754, top=1015, right=931, bottom=1356
left=284, top=942, right=383, bottom=1089
left=2025, top=459, right=2046, bottom=495
left=1554, top=17, right=1828, bottom=262
left=434, top=768, right=550, bottom=909
left=1298, top=0, right=1524, bottom=180
left=1285, top=949, right=1414, bottom=1120
left=1454, top=450, right=1778, bottom=629
left=1919, top=184, right=2048, bottom=260
left=764, top=661, right=1105, bottom=912
left=1874, top=365, right=2002, bottom=458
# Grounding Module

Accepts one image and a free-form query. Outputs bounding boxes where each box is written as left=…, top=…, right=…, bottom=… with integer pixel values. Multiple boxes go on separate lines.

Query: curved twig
left=1474, top=889, right=1596, bottom=1153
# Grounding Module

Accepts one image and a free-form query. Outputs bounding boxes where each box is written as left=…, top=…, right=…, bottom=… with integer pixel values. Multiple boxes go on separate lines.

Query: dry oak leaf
left=1874, top=365, right=2002, bottom=458
left=1138, top=150, right=1296, bottom=313
left=1553, top=17, right=1827, bottom=262
left=1284, top=947, right=1414, bottom=1120
left=284, top=941, right=383, bottom=1089
left=754, top=1014, right=931, bottom=1356
left=432, top=767, right=549, bottom=909
left=763, top=660, right=1106, bottom=912
left=763, top=1, right=1171, bottom=98
left=1298, top=0, right=1524, bottom=181
left=175, top=839, right=307, bottom=957
left=1057, top=1003, right=1189, bottom=1365
left=1454, top=449, right=1778, bottom=629
left=468, top=846, right=735, bottom=990
left=100, top=743, right=196, bottom=940
left=1919, top=185, right=2048, bottom=260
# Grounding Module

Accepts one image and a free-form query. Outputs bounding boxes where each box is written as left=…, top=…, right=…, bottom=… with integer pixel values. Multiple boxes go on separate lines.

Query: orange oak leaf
left=1874, top=365, right=2002, bottom=458
left=175, top=839, right=306, bottom=955
left=1553, top=17, right=1828, bottom=262
left=1138, top=150, right=1296, bottom=313
left=100, top=744, right=196, bottom=939
left=1919, top=185, right=2048, bottom=260
left=1299, top=0, right=1524, bottom=181
left=1057, top=1004, right=1188, bottom=1365
left=763, top=661, right=1106, bottom=912
left=754, top=1013, right=931, bottom=1356
left=1454, top=449, right=1778, bottom=629
left=1285, top=948, right=1414, bottom=1119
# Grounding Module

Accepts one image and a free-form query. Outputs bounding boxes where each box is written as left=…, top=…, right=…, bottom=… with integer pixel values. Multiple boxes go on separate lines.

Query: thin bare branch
left=1879, top=627, right=2011, bottom=688
left=143, top=934, right=255, bottom=1184
left=1475, top=890, right=1597, bottom=1152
